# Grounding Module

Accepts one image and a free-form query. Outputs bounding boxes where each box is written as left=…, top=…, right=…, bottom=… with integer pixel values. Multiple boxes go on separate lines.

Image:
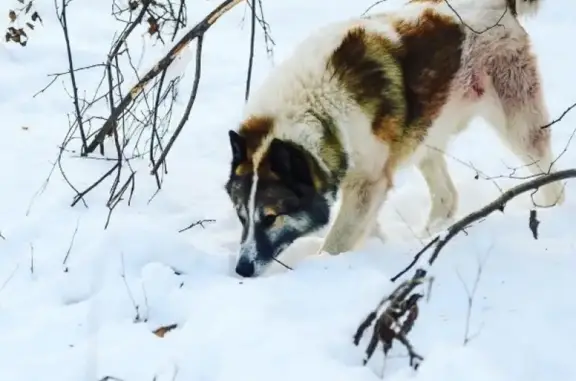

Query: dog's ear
left=228, top=130, right=247, bottom=169
left=268, top=138, right=314, bottom=189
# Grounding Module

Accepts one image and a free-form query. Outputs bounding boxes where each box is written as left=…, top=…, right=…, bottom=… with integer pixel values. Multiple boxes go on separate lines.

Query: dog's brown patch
left=234, top=115, right=274, bottom=176
left=393, top=10, right=463, bottom=127
left=329, top=28, right=401, bottom=111
left=371, top=8, right=464, bottom=170
left=329, top=27, right=406, bottom=146
left=333, top=10, right=463, bottom=171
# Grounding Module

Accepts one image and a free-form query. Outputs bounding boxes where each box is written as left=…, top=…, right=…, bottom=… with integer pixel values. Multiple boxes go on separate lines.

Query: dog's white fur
left=241, top=0, right=564, bottom=262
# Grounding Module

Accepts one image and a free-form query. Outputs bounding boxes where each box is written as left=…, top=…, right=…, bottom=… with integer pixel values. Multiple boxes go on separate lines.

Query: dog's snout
left=235, top=257, right=255, bottom=278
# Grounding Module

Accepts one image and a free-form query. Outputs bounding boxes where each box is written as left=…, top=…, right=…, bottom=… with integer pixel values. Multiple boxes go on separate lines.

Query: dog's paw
left=369, top=221, right=387, bottom=244
left=419, top=216, right=454, bottom=239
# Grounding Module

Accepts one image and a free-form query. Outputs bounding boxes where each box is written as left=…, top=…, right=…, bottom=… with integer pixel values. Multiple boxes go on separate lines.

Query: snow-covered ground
left=1, top=0, right=575, bottom=380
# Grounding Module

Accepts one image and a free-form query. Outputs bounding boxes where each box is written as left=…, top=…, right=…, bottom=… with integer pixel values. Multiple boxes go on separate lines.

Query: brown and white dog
left=225, top=0, right=565, bottom=278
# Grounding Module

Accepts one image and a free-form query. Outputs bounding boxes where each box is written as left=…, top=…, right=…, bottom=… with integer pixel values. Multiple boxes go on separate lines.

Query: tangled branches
left=353, top=169, right=576, bottom=370
left=24, top=0, right=278, bottom=227
left=22, top=0, right=276, bottom=227
left=353, top=269, right=430, bottom=369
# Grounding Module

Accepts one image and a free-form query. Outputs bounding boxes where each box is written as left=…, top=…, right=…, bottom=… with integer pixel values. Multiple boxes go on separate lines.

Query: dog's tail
left=510, top=0, right=542, bottom=17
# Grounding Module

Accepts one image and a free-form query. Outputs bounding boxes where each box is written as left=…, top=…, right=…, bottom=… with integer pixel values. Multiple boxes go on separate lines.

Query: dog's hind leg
left=320, top=174, right=390, bottom=255
left=483, top=48, right=566, bottom=207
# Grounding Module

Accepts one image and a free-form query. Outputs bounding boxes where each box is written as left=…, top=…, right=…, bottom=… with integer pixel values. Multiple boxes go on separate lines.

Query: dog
left=225, top=0, right=566, bottom=278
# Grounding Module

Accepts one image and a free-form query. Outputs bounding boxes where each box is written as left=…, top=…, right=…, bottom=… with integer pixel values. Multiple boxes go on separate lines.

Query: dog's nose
left=235, top=258, right=255, bottom=278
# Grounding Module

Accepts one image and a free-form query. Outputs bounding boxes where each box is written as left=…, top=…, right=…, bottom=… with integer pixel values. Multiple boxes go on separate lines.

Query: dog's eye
left=261, top=214, right=277, bottom=228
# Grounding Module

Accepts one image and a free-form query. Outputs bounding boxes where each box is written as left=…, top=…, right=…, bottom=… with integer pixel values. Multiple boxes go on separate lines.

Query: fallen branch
left=153, top=323, right=178, bottom=337
left=396, top=169, right=574, bottom=282
left=353, top=269, right=430, bottom=369
left=354, top=168, right=576, bottom=370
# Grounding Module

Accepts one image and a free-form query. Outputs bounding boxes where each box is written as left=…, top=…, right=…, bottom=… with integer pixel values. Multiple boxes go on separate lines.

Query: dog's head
left=225, top=130, right=332, bottom=277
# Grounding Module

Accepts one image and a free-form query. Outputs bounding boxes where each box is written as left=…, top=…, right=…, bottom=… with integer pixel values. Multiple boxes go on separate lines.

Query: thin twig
left=178, top=218, right=215, bottom=233
left=151, top=35, right=204, bottom=175
left=56, top=0, right=88, bottom=154
left=245, top=0, right=256, bottom=101
left=63, top=218, right=80, bottom=271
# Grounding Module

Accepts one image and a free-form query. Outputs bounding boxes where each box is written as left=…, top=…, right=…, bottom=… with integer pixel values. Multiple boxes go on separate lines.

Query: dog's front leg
left=320, top=176, right=389, bottom=255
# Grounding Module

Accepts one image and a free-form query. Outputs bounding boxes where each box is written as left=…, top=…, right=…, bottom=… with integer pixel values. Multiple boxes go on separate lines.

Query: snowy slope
left=1, top=0, right=575, bottom=380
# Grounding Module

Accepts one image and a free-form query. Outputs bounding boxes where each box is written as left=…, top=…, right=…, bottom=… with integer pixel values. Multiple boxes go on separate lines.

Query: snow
left=1, top=0, right=575, bottom=380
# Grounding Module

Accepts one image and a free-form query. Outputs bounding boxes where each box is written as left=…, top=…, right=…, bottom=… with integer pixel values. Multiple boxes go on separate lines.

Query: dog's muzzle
left=235, top=256, right=256, bottom=277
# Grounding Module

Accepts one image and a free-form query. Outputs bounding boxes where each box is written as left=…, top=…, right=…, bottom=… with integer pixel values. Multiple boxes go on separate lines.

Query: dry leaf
left=152, top=324, right=177, bottom=338
left=9, top=10, right=17, bottom=22
left=31, top=11, right=42, bottom=24
left=147, top=16, right=159, bottom=35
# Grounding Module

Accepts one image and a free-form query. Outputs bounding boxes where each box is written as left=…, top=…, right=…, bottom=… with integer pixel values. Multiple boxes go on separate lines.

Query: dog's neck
left=290, top=110, right=349, bottom=204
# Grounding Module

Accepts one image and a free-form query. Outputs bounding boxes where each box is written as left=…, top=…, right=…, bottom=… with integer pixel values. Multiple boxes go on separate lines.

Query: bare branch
left=541, top=101, right=576, bottom=129
left=120, top=252, right=142, bottom=323
left=245, top=0, right=257, bottom=101
left=456, top=246, right=491, bottom=345
left=150, top=35, right=204, bottom=175
left=56, top=0, right=88, bottom=153
left=84, top=0, right=245, bottom=155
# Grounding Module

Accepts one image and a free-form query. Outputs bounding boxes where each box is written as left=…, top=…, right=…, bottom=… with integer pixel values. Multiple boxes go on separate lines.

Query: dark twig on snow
left=120, top=252, right=143, bottom=323
left=0, top=264, right=20, bottom=295
left=272, top=257, right=293, bottom=271
left=62, top=218, right=81, bottom=271
left=541, top=101, right=576, bottom=129
left=354, top=168, right=576, bottom=370
left=178, top=218, right=215, bottom=233
left=528, top=209, right=540, bottom=239
left=456, top=247, right=491, bottom=346
left=29, top=243, right=34, bottom=275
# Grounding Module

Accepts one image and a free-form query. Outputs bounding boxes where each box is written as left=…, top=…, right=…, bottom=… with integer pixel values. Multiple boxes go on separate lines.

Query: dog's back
left=238, top=0, right=539, bottom=173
